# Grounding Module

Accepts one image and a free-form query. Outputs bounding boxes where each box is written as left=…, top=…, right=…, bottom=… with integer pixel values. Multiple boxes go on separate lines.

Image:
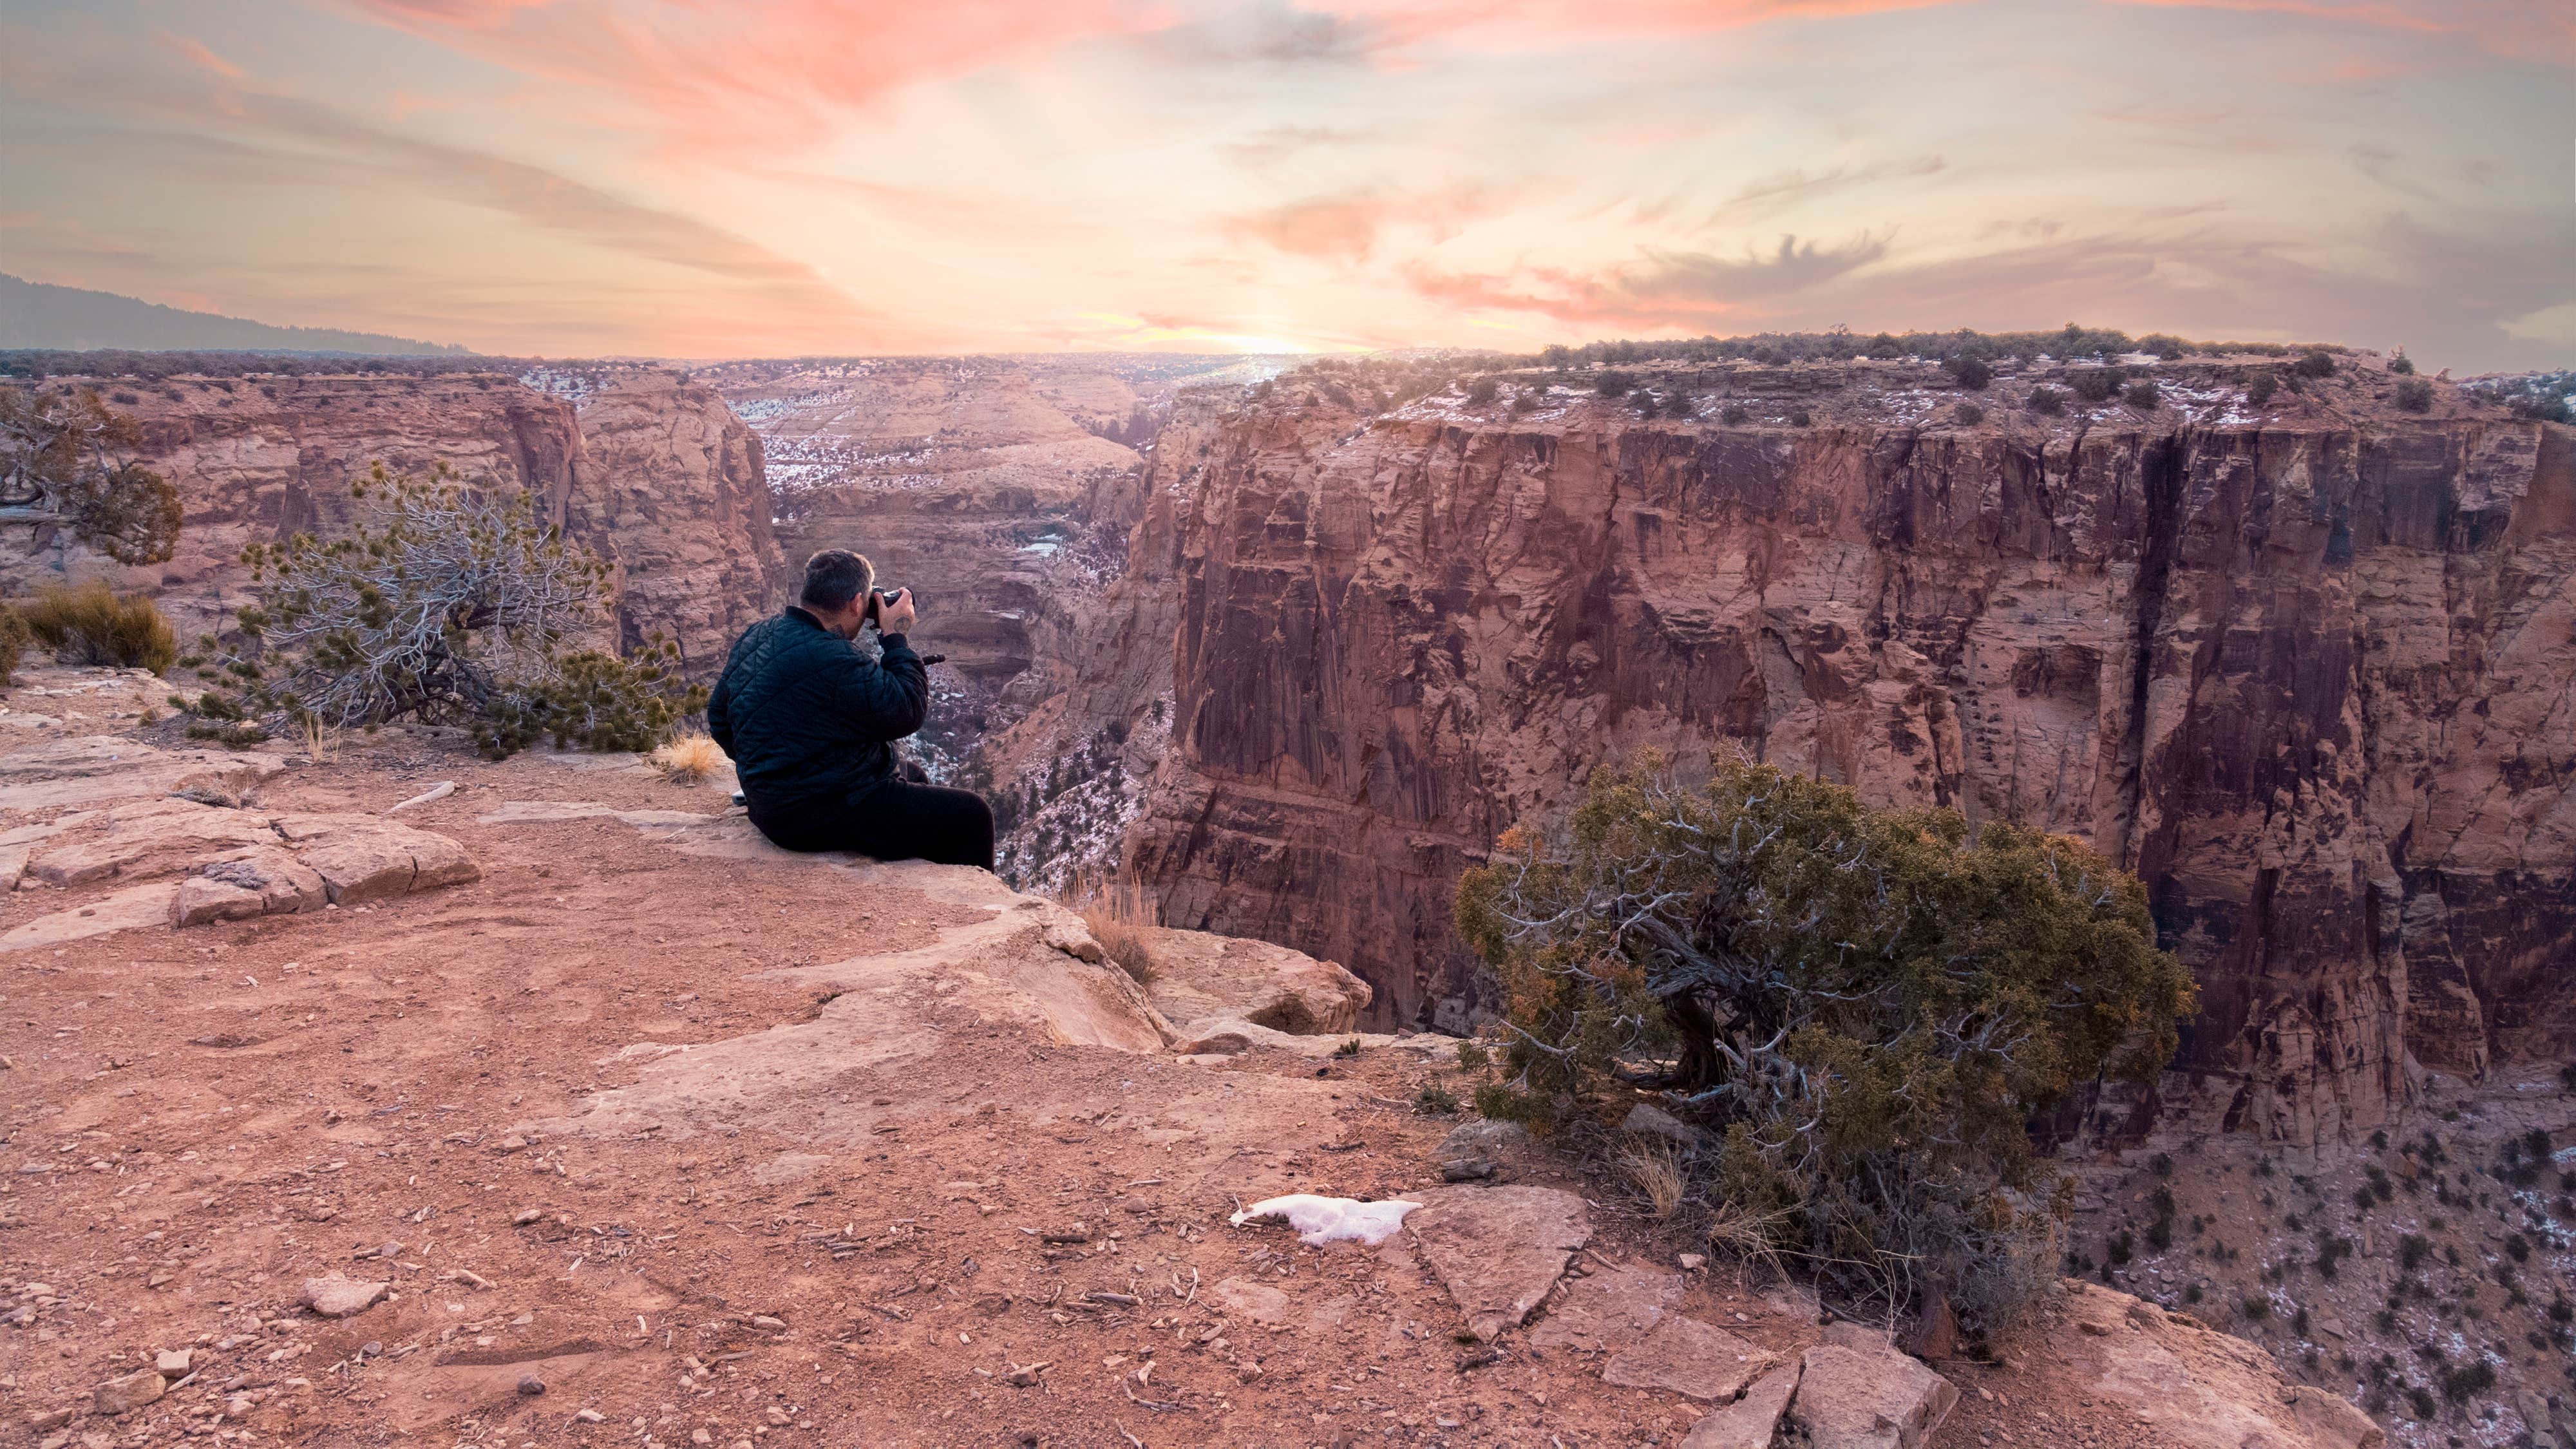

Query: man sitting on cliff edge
left=708, top=548, right=996, bottom=870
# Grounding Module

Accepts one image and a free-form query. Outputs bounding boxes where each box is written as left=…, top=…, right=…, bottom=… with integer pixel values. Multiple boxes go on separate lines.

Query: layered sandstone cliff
left=0, top=368, right=788, bottom=674
left=550, top=372, right=790, bottom=672
left=1119, top=357, right=2576, bottom=1147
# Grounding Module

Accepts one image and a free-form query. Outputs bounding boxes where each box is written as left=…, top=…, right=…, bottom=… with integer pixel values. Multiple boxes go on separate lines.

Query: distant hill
left=0, top=274, right=469, bottom=355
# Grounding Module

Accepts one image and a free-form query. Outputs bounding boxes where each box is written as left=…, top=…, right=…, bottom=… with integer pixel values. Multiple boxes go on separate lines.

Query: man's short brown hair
left=800, top=549, right=874, bottom=612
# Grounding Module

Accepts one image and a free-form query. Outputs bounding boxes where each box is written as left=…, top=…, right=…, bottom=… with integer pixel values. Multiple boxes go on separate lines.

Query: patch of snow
left=1230, top=1194, right=1421, bottom=1247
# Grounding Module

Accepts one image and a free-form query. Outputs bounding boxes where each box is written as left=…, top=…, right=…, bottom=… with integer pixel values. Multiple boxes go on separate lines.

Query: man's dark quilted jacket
left=706, top=607, right=926, bottom=838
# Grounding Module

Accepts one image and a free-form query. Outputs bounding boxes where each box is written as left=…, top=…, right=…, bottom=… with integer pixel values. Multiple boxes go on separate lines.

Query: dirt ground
left=0, top=676, right=2311, bottom=1449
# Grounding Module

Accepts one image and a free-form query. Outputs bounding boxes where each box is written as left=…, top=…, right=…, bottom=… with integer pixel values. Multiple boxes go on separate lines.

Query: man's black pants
left=752, top=775, right=995, bottom=871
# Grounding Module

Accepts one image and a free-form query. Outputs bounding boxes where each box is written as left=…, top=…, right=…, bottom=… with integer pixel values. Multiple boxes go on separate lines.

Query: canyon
left=5, top=351, right=2568, bottom=1156
left=5, top=351, right=2568, bottom=1153
left=2, top=345, right=2568, bottom=1447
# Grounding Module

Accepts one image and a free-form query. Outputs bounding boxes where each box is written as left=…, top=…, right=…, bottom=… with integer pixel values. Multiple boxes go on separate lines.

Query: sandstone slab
left=1683, top=1361, right=1802, bottom=1449
left=1, top=880, right=175, bottom=952
left=1405, top=1185, right=1592, bottom=1341
left=1139, top=925, right=1371, bottom=1036
left=1788, top=1342, right=1958, bottom=1449
left=0, top=735, right=286, bottom=813
left=1604, top=1314, right=1773, bottom=1400
left=2050, top=1281, right=2382, bottom=1449
left=1528, top=1264, right=1680, bottom=1352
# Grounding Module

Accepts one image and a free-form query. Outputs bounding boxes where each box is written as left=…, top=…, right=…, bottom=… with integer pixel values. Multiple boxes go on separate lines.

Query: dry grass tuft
left=1066, top=871, right=1160, bottom=986
left=19, top=581, right=178, bottom=673
left=1622, top=1139, right=1687, bottom=1220
left=300, top=713, right=338, bottom=763
left=652, top=732, right=727, bottom=786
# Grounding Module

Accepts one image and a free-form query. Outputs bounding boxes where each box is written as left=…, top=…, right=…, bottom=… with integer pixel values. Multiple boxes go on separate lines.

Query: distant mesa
left=0, top=272, right=469, bottom=356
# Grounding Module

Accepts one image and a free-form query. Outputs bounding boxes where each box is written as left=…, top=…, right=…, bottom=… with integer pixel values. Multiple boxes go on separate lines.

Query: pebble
left=93, top=1368, right=166, bottom=1416
left=517, top=1376, right=545, bottom=1396
left=155, top=1349, right=193, bottom=1374
left=574, top=1409, right=606, bottom=1424
left=513, top=1209, right=542, bottom=1226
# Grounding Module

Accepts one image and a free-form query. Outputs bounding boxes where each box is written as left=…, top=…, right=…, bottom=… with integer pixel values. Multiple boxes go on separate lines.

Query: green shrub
left=1466, top=377, right=1499, bottom=405
left=1946, top=355, right=1993, bottom=391
left=2247, top=374, right=2278, bottom=406
left=2438, top=1359, right=2494, bottom=1403
left=2027, top=387, right=2065, bottom=416
left=1454, top=1039, right=1492, bottom=1072
left=1595, top=370, right=1636, bottom=398
left=1472, top=1081, right=1552, bottom=1124
left=2394, top=379, right=2432, bottom=413
left=17, top=581, right=178, bottom=672
left=2070, top=368, right=2123, bottom=402
left=2123, top=379, right=2161, bottom=410
left=2399, top=1233, right=2431, bottom=1270
left=233, top=462, right=702, bottom=759
left=1720, top=404, right=1751, bottom=426
left=2388, top=354, right=2414, bottom=375
left=1454, top=755, right=2192, bottom=1332
left=1413, top=1082, right=1460, bottom=1115
left=1955, top=402, right=1985, bottom=426
left=2294, top=348, right=2336, bottom=379
left=1788, top=409, right=1813, bottom=428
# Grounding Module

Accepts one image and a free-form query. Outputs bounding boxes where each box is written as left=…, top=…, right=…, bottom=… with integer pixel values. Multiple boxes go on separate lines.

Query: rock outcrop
left=1120, top=358, right=2576, bottom=1145
left=0, top=726, right=477, bottom=949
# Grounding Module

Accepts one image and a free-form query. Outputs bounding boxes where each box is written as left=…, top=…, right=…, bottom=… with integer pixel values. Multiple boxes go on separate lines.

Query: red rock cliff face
left=1123, top=361, right=2575, bottom=1148
left=0, top=371, right=787, bottom=676
left=554, top=373, right=790, bottom=674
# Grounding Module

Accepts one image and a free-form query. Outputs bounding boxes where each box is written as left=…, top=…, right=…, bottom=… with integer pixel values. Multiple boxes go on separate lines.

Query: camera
left=860, top=586, right=918, bottom=625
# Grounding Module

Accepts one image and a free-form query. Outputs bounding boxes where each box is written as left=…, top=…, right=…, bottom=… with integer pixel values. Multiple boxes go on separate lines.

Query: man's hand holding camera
left=867, top=586, right=916, bottom=635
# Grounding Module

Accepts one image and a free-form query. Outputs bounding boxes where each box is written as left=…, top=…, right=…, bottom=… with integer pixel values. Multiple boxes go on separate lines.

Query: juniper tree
left=1455, top=755, right=2193, bottom=1331
left=229, top=461, right=701, bottom=757
left=0, top=386, right=183, bottom=564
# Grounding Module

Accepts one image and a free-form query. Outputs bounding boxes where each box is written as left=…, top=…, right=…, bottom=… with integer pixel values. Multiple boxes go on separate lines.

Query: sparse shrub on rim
left=1454, top=753, right=2193, bottom=1334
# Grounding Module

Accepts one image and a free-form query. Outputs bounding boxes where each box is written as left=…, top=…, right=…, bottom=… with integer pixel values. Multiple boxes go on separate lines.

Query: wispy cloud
left=1222, top=187, right=1505, bottom=263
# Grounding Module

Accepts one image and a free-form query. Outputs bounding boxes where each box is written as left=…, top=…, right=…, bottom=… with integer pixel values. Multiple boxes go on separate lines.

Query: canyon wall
left=1121, top=359, right=2576, bottom=1148
left=0, top=369, right=787, bottom=674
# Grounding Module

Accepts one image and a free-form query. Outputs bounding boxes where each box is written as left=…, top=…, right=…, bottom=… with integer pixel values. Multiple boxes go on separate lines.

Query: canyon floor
left=2, top=666, right=2385, bottom=1449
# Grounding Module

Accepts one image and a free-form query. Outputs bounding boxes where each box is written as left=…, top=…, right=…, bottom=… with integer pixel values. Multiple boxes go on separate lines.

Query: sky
left=0, top=0, right=2568, bottom=368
